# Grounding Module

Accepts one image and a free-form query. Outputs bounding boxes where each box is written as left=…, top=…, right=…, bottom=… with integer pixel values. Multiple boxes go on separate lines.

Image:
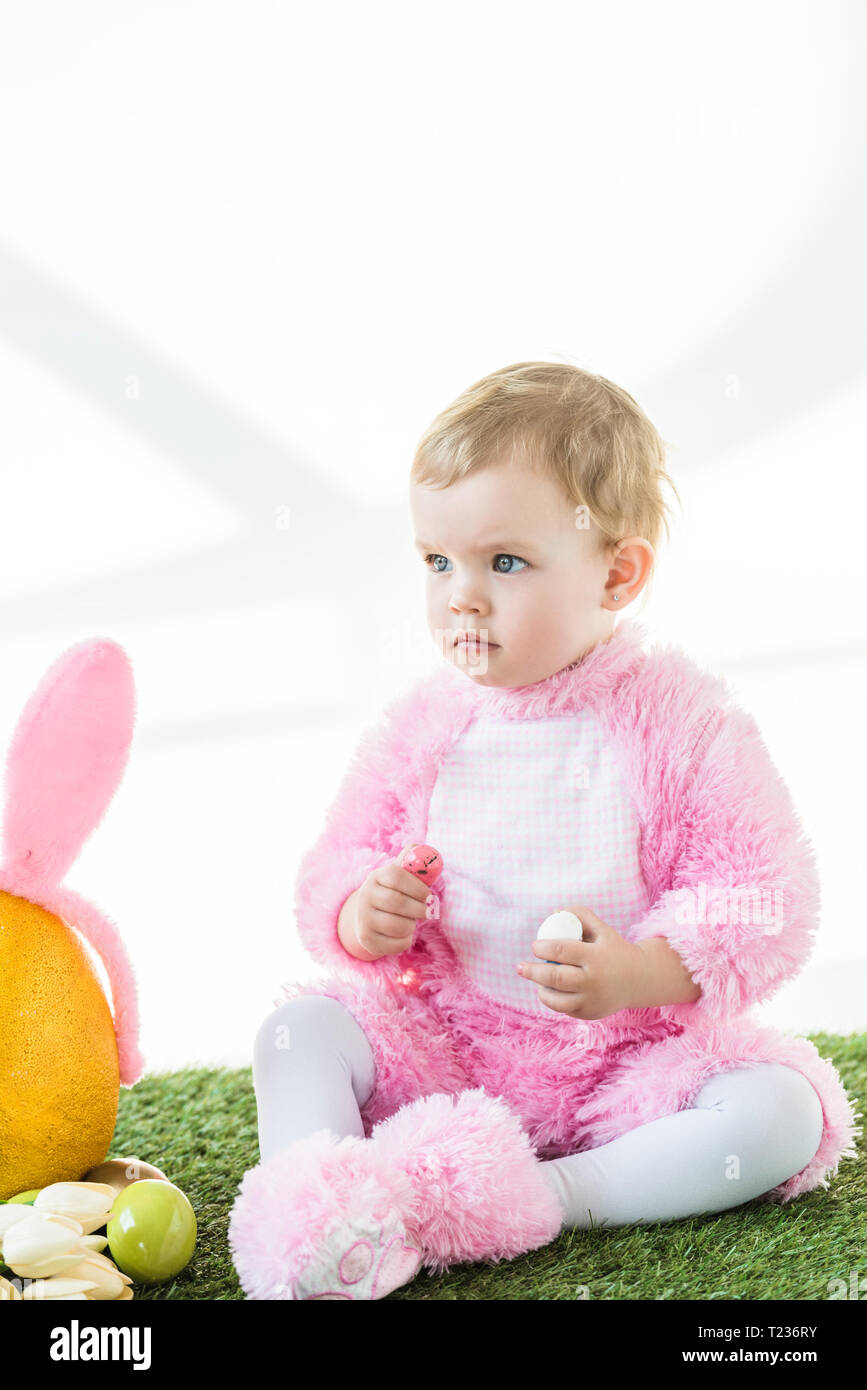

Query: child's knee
left=255, top=994, right=345, bottom=1057
left=253, top=994, right=376, bottom=1097
left=747, top=1064, right=823, bottom=1161
left=699, top=1062, right=824, bottom=1179
left=767, top=1064, right=824, bottom=1171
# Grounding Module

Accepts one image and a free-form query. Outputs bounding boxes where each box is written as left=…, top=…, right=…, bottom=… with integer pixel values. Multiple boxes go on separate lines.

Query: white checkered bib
left=424, top=708, right=653, bottom=1014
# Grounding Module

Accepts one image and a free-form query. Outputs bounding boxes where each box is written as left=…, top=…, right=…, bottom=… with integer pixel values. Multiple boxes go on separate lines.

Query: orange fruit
left=0, top=889, right=118, bottom=1200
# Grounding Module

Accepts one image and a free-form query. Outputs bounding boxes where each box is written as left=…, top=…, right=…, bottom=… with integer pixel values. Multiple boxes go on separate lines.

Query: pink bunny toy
left=0, top=637, right=143, bottom=1086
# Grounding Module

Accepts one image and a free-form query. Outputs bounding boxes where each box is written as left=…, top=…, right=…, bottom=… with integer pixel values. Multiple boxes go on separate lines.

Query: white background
left=0, top=1, right=864, bottom=1072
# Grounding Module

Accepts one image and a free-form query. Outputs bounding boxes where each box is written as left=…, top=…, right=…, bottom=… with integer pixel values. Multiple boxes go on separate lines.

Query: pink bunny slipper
left=228, top=1128, right=423, bottom=1300
left=229, top=1087, right=564, bottom=1300
left=0, top=638, right=143, bottom=1085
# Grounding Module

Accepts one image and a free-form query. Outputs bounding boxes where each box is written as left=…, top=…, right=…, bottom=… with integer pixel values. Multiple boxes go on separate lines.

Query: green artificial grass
left=105, top=1031, right=865, bottom=1300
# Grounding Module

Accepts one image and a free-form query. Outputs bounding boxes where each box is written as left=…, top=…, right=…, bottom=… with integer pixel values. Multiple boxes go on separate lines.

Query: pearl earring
left=613, top=594, right=620, bottom=601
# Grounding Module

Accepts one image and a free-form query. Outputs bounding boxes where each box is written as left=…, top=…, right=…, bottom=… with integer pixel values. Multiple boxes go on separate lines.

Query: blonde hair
left=410, top=360, right=681, bottom=611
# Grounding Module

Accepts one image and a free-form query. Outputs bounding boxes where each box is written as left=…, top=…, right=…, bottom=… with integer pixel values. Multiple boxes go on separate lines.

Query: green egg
left=106, top=1179, right=196, bottom=1284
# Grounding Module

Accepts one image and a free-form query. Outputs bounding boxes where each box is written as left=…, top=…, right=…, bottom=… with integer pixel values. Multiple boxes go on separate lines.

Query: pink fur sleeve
left=629, top=702, right=820, bottom=1023
left=293, top=682, right=426, bottom=986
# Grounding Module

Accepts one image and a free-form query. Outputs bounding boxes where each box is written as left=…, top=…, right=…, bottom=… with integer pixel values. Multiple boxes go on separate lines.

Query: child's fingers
left=531, top=938, right=588, bottom=966
left=519, top=959, right=583, bottom=992
left=365, top=910, right=417, bottom=952
left=371, top=881, right=431, bottom=919
left=376, top=861, right=434, bottom=907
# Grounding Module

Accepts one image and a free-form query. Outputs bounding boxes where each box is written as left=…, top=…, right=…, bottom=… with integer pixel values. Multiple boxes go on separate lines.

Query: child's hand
left=515, top=905, right=644, bottom=1020
left=350, top=844, right=439, bottom=959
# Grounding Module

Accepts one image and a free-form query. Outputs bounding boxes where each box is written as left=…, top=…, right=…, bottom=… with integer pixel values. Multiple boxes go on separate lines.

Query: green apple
left=106, top=1180, right=196, bottom=1284
left=4, top=1190, right=40, bottom=1204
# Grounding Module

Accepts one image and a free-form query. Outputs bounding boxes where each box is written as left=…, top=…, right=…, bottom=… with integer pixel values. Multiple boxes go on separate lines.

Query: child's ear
left=1, top=638, right=136, bottom=890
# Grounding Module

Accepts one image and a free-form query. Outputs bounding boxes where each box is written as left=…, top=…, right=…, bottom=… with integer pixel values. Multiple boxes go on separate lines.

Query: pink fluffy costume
left=229, top=617, right=860, bottom=1298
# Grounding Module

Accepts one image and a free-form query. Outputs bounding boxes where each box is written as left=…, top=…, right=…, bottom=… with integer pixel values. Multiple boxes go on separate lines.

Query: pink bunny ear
left=1, top=638, right=136, bottom=891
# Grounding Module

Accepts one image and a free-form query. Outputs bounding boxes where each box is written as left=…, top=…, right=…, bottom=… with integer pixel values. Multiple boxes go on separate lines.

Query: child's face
left=410, top=453, right=623, bottom=688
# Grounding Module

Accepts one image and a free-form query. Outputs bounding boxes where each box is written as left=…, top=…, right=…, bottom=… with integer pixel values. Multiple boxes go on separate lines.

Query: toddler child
left=229, top=361, right=859, bottom=1300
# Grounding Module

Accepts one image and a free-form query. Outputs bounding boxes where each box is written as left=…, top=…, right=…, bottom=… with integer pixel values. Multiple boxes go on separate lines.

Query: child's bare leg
left=252, top=995, right=376, bottom=1162
left=540, top=1063, right=824, bottom=1229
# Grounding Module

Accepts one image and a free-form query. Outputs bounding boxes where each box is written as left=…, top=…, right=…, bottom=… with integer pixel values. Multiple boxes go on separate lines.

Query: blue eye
left=423, top=553, right=528, bottom=574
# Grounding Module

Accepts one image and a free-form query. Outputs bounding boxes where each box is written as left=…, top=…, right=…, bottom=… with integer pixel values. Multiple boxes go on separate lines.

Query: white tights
left=253, top=995, right=825, bottom=1230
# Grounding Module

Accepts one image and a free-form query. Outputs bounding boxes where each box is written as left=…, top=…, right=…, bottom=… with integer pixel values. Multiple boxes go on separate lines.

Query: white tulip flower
left=62, top=1255, right=131, bottom=1300
left=2, top=1212, right=90, bottom=1279
left=20, top=1277, right=100, bottom=1300
left=33, top=1182, right=117, bottom=1236
left=2, top=1183, right=135, bottom=1300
